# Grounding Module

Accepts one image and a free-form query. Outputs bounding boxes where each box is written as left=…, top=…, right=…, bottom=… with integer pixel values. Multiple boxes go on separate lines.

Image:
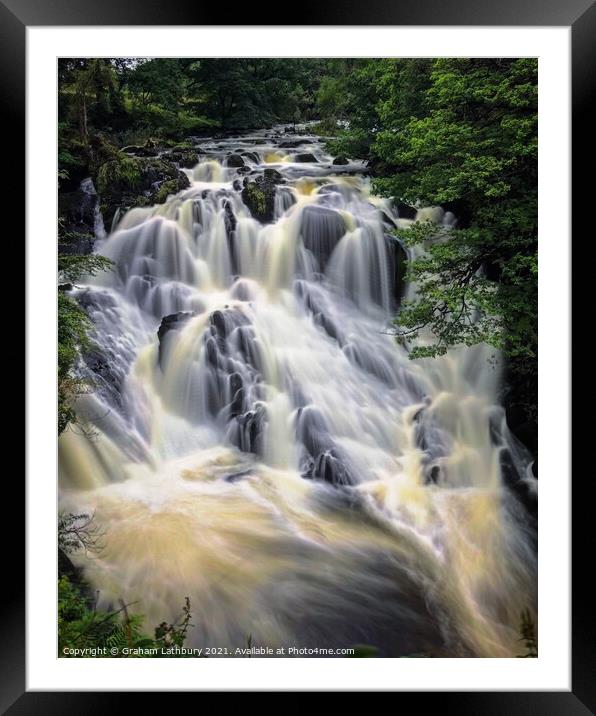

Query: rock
left=157, top=311, right=195, bottom=365
left=279, top=139, right=312, bottom=149
left=150, top=179, right=183, bottom=204
left=223, top=199, right=237, bottom=234
left=241, top=151, right=260, bottom=163
left=395, top=201, right=417, bottom=220
left=241, top=177, right=277, bottom=223
left=264, top=167, right=283, bottom=182
left=332, top=155, right=349, bottom=165
left=296, top=405, right=356, bottom=486
left=121, top=145, right=158, bottom=157
left=385, top=235, right=408, bottom=306
left=300, top=205, right=346, bottom=268
left=293, top=152, right=318, bottom=163
left=58, top=178, right=101, bottom=255
left=226, top=153, right=245, bottom=168
left=169, top=149, right=199, bottom=168
left=97, top=155, right=190, bottom=228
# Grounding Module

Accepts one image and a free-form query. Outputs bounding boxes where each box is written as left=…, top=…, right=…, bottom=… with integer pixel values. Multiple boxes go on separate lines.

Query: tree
left=59, top=59, right=122, bottom=141
left=381, top=59, right=538, bottom=428
left=324, top=59, right=538, bottom=435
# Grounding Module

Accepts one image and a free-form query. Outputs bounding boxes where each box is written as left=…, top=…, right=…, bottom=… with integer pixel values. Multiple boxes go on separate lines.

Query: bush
left=58, top=293, right=91, bottom=433
left=57, top=255, right=113, bottom=433
left=58, top=575, right=195, bottom=658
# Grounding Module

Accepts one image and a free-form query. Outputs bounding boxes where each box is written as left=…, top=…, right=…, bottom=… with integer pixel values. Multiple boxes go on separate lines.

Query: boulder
left=241, top=176, right=277, bottom=223
left=226, top=153, right=246, bottom=168
left=264, top=167, right=283, bottom=182
left=241, top=151, right=260, bottom=163
left=169, top=149, right=199, bottom=168
left=300, top=204, right=346, bottom=268
left=150, top=179, right=183, bottom=204
left=332, top=155, right=349, bottom=165
left=97, top=154, right=190, bottom=228
left=395, top=201, right=417, bottom=220
left=293, top=153, right=318, bottom=163
left=157, top=311, right=196, bottom=365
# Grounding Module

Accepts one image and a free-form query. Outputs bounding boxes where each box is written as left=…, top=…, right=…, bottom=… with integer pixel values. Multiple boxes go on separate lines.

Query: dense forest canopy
left=58, top=57, right=537, bottom=447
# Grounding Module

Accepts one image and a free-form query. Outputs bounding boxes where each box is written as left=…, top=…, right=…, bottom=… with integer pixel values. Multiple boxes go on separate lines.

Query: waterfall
left=59, top=125, right=537, bottom=657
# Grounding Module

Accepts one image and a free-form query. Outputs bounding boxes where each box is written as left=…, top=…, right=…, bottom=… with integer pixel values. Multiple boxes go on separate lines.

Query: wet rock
left=241, top=177, right=277, bottom=223
left=279, top=139, right=314, bottom=149
left=231, top=405, right=266, bottom=455
left=121, top=145, right=159, bottom=157
left=169, top=149, right=200, bottom=168
left=385, top=235, right=408, bottom=306
left=332, top=155, right=349, bottom=165
left=97, top=155, right=190, bottom=228
left=294, top=153, right=318, bottom=163
left=223, top=199, right=237, bottom=234
left=300, top=205, right=346, bottom=269
left=224, top=469, right=252, bottom=483
left=241, top=151, right=260, bottom=163
left=157, top=311, right=195, bottom=365
left=396, top=201, right=417, bottom=220
left=226, top=153, right=246, bottom=168
left=305, top=450, right=355, bottom=486
left=296, top=405, right=356, bottom=486
left=58, top=178, right=101, bottom=255
left=150, top=179, right=182, bottom=204
left=264, top=167, right=283, bottom=182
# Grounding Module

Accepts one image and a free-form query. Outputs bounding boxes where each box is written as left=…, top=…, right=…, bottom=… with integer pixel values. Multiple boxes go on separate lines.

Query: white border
left=27, top=26, right=570, bottom=691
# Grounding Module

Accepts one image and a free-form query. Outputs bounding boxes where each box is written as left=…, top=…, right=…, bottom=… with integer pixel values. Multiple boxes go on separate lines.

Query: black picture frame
left=10, top=0, right=589, bottom=708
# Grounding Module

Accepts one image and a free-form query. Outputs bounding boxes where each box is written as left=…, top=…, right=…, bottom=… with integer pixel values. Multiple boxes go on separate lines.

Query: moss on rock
left=151, top=179, right=181, bottom=204
left=241, top=176, right=278, bottom=223
left=96, top=153, right=190, bottom=226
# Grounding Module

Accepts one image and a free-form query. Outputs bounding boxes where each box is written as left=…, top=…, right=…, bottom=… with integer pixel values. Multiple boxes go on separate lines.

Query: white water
left=60, top=125, right=537, bottom=657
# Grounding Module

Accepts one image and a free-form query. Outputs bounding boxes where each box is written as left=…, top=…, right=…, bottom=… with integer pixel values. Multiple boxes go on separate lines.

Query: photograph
left=56, top=57, right=539, bottom=659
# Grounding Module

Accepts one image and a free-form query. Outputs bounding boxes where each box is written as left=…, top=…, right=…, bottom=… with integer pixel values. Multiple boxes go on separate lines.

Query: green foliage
left=96, top=155, right=142, bottom=195
left=57, top=256, right=113, bottom=434
left=328, top=58, right=538, bottom=432
left=58, top=512, right=105, bottom=555
left=152, top=179, right=180, bottom=204
left=57, top=292, right=91, bottom=434
left=58, top=575, right=195, bottom=658
left=58, top=254, right=114, bottom=283
left=243, top=183, right=267, bottom=217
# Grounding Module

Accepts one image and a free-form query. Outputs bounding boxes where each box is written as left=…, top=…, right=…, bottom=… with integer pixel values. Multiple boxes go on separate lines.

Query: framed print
left=8, top=0, right=590, bottom=707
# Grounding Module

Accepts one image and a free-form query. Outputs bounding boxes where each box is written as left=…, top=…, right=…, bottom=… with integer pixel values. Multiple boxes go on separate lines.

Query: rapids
left=59, top=125, right=537, bottom=657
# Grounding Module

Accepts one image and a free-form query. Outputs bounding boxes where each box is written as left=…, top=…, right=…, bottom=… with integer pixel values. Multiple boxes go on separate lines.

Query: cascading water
left=59, top=125, right=537, bottom=657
